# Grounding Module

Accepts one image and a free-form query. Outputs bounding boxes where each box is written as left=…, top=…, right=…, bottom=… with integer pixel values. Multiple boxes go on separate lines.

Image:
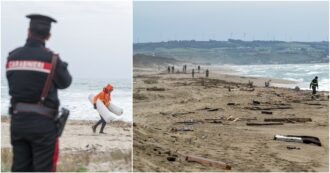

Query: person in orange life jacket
left=92, top=84, right=113, bottom=134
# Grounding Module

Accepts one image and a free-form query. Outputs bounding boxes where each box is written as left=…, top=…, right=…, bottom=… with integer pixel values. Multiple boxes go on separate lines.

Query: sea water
left=227, top=63, right=329, bottom=91
left=1, top=78, right=132, bottom=122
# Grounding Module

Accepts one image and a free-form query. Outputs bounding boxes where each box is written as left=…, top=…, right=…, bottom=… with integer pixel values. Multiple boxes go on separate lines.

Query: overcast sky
left=1, top=1, right=132, bottom=79
left=134, top=1, right=329, bottom=43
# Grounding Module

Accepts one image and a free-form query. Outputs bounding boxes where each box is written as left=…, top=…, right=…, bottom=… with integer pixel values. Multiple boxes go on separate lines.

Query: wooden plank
left=264, top=118, right=312, bottom=123
left=247, top=122, right=283, bottom=126
left=185, top=155, right=231, bottom=170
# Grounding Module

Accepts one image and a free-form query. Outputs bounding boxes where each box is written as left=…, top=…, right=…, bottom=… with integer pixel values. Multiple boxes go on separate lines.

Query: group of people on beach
left=167, top=65, right=210, bottom=78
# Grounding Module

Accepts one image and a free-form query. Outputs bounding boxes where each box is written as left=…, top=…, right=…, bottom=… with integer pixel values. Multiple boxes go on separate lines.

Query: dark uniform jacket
left=6, top=38, right=72, bottom=133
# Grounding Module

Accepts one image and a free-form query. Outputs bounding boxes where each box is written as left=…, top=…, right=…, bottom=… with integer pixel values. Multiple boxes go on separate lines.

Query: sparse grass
left=1, top=162, right=11, bottom=172
left=76, top=165, right=88, bottom=172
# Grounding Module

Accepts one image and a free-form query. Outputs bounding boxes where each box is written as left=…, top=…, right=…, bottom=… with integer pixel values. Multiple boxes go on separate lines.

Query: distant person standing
left=167, top=66, right=170, bottom=73
left=184, top=64, right=187, bottom=73
left=171, top=66, right=174, bottom=73
left=198, top=65, right=201, bottom=73
left=206, top=69, right=209, bottom=78
left=310, top=76, right=319, bottom=95
left=192, top=69, right=195, bottom=78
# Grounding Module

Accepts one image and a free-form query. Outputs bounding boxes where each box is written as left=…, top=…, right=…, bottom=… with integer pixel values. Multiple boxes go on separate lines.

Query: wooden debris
left=160, top=111, right=195, bottom=117
left=261, top=111, right=273, bottom=115
left=167, top=156, right=177, bottom=162
left=245, top=105, right=292, bottom=110
left=253, top=100, right=261, bottom=105
left=175, top=119, right=204, bottom=125
left=170, top=127, right=194, bottom=132
left=227, top=103, right=237, bottom=106
left=240, top=88, right=255, bottom=92
left=185, top=155, right=231, bottom=170
left=305, top=103, right=322, bottom=106
left=146, top=87, right=165, bottom=91
left=247, top=122, right=283, bottom=126
left=172, top=112, right=195, bottom=117
left=197, top=107, right=223, bottom=111
left=264, top=118, right=312, bottom=123
left=208, top=108, right=221, bottom=112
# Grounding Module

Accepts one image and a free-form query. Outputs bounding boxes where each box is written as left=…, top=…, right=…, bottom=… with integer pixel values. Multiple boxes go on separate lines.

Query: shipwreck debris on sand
left=264, top=118, right=312, bottom=123
left=274, top=135, right=322, bottom=146
left=185, top=155, right=231, bottom=170
left=247, top=122, right=284, bottom=126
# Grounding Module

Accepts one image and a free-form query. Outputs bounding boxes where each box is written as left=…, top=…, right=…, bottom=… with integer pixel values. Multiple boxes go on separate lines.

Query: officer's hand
left=93, top=104, right=97, bottom=109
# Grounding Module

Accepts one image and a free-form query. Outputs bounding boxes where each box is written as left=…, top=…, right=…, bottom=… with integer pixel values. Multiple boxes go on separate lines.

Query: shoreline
left=134, top=63, right=329, bottom=92
left=133, top=65, right=329, bottom=171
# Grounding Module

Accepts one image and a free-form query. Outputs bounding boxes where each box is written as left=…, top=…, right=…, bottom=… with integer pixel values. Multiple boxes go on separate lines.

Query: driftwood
left=240, top=88, right=255, bottom=92
left=305, top=103, right=322, bottom=106
left=146, top=87, right=165, bottom=91
left=170, top=127, right=194, bottom=132
left=247, top=122, right=283, bottom=126
left=261, top=111, right=273, bottom=114
left=160, top=111, right=195, bottom=117
left=175, top=119, right=204, bottom=125
left=227, top=103, right=239, bottom=106
left=197, top=107, right=223, bottom=111
left=245, top=105, right=292, bottom=111
left=185, top=155, right=231, bottom=170
left=264, top=118, right=312, bottom=123
left=208, top=108, right=221, bottom=112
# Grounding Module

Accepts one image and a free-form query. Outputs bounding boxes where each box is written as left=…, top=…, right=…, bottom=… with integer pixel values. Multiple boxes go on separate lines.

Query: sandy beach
left=133, top=66, right=329, bottom=172
left=1, top=117, right=132, bottom=172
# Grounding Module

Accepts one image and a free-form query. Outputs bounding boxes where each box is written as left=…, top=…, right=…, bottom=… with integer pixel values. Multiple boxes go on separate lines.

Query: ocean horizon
left=223, top=63, right=329, bottom=91
left=1, top=78, right=132, bottom=122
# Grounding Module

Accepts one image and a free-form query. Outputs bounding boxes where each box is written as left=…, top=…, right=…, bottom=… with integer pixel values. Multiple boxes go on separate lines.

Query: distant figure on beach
left=198, top=65, right=201, bottom=73
left=184, top=64, right=187, bottom=73
left=192, top=69, right=195, bottom=78
left=265, top=80, right=271, bottom=87
left=6, top=14, right=72, bottom=172
left=206, top=69, right=209, bottom=78
left=167, top=66, right=170, bottom=73
left=310, top=76, right=319, bottom=95
left=171, top=66, right=174, bottom=73
left=92, top=84, right=113, bottom=134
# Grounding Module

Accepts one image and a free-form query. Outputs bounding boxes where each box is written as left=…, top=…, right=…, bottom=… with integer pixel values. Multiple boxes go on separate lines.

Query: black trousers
left=10, top=112, right=58, bottom=172
left=94, top=115, right=107, bottom=133
left=312, top=86, right=317, bottom=95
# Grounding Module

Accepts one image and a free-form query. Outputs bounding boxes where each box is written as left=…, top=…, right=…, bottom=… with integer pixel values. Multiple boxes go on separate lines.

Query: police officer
left=310, top=76, right=319, bottom=95
left=6, top=14, right=72, bottom=172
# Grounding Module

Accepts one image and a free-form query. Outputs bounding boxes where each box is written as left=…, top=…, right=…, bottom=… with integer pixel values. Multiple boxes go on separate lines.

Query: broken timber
left=264, top=118, right=312, bottom=123
left=247, top=122, right=283, bottom=126
left=245, top=105, right=292, bottom=110
left=185, top=155, right=231, bottom=170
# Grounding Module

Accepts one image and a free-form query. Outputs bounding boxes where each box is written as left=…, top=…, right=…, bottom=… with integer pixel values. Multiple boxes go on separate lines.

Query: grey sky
left=1, top=1, right=132, bottom=79
left=134, top=1, right=329, bottom=43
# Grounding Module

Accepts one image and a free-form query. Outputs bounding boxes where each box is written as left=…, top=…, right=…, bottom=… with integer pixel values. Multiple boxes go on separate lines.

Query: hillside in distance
left=133, top=54, right=179, bottom=67
left=133, top=39, right=329, bottom=64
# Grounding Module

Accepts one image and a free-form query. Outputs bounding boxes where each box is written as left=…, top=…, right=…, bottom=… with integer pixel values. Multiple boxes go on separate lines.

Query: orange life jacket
left=93, top=91, right=111, bottom=107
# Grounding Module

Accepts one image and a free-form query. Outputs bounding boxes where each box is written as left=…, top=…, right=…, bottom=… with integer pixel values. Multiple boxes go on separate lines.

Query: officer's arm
left=54, top=57, right=72, bottom=89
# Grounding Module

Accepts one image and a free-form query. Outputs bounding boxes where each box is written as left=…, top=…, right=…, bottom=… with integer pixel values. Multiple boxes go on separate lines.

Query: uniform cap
left=26, top=14, right=57, bottom=35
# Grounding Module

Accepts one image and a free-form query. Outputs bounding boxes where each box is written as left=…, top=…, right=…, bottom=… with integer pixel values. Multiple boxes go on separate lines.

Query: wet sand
left=133, top=66, right=329, bottom=172
left=1, top=117, right=132, bottom=172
